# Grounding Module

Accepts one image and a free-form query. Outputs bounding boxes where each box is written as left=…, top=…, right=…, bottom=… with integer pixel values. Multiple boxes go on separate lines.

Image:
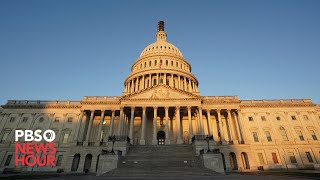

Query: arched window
left=166, top=60, right=168, bottom=66
left=280, top=127, right=289, bottom=141
left=171, top=61, right=173, bottom=66
left=144, top=62, right=146, bottom=68
left=71, top=154, right=80, bottom=171
left=140, top=64, right=142, bottom=69
left=176, top=62, right=178, bottom=67
left=61, top=129, right=72, bottom=144
left=149, top=61, right=151, bottom=67
left=83, top=154, right=92, bottom=172
left=155, top=60, right=157, bottom=66
left=153, top=79, right=157, bottom=85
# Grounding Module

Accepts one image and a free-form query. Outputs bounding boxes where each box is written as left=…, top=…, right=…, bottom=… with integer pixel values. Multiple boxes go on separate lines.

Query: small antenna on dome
left=158, top=21, right=164, bottom=32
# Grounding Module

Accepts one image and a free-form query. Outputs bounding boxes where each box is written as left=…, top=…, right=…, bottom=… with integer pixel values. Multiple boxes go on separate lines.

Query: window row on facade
left=134, top=59, right=190, bottom=72
left=251, top=126, right=318, bottom=143
left=248, top=114, right=313, bottom=122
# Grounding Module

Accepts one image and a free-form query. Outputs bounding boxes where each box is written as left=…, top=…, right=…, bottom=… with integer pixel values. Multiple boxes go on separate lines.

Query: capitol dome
left=123, top=21, right=199, bottom=95
left=139, top=39, right=183, bottom=58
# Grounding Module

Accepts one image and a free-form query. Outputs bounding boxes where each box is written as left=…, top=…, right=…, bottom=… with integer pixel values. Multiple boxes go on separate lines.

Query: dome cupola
left=123, top=21, right=199, bottom=96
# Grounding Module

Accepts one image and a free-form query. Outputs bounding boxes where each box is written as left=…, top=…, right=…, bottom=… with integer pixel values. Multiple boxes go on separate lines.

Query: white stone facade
left=0, top=21, right=319, bottom=173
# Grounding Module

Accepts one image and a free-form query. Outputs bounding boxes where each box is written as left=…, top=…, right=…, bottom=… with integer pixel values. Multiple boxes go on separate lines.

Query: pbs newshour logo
left=15, top=129, right=56, bottom=142
left=15, top=129, right=57, bottom=167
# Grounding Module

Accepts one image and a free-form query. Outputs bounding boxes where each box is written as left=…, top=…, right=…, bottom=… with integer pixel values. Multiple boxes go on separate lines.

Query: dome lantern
left=156, top=20, right=167, bottom=41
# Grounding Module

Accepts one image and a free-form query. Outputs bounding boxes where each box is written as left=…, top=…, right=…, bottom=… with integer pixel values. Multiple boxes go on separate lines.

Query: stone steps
left=103, top=144, right=219, bottom=176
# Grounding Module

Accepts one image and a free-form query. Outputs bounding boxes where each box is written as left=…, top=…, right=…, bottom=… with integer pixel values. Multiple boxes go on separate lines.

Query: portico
left=78, top=93, right=243, bottom=146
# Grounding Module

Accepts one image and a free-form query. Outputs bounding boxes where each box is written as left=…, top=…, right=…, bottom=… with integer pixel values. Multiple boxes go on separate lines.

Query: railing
left=191, top=135, right=213, bottom=142
left=202, top=96, right=238, bottom=100
left=83, top=96, right=120, bottom=101
left=88, top=142, right=95, bottom=146
left=241, top=99, right=312, bottom=104
left=108, top=135, right=130, bottom=142
left=6, top=100, right=82, bottom=105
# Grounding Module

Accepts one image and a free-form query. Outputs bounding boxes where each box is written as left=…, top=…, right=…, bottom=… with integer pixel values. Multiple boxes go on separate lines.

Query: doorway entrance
left=157, top=131, right=165, bottom=145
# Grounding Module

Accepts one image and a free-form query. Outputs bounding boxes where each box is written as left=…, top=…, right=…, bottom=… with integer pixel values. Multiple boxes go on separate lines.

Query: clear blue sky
left=0, top=0, right=319, bottom=105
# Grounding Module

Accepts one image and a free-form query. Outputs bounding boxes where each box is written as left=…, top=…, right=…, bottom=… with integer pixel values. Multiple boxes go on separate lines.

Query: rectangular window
left=248, top=116, right=253, bottom=121
left=306, top=152, right=313, bottom=163
left=4, top=155, right=13, bottom=166
left=309, top=130, right=318, bottom=140
left=296, top=130, right=305, bottom=141
left=67, top=117, right=73, bottom=122
left=272, top=153, right=279, bottom=164
left=22, top=117, right=28, bottom=122
left=265, top=131, right=272, bottom=142
left=252, top=132, right=259, bottom=142
left=10, top=117, right=15, bottom=122
left=288, top=152, right=297, bottom=163
left=62, top=133, right=69, bottom=144
left=1, top=132, right=10, bottom=141
left=56, top=155, right=63, bottom=166
left=303, top=115, right=309, bottom=120
left=291, top=116, right=296, bottom=120
left=261, top=116, right=266, bottom=121
left=258, top=153, right=265, bottom=164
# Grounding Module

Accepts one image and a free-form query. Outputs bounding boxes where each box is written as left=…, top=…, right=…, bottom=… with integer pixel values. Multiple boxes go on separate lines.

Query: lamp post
left=206, top=135, right=211, bottom=153
left=110, top=135, right=116, bottom=154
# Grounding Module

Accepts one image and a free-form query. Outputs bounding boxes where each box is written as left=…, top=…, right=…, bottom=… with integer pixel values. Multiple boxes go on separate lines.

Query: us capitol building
left=0, top=21, right=319, bottom=175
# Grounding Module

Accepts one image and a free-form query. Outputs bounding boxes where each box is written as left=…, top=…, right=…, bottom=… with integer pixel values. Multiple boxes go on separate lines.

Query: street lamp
left=206, top=135, right=211, bottom=153
left=110, top=135, right=116, bottom=154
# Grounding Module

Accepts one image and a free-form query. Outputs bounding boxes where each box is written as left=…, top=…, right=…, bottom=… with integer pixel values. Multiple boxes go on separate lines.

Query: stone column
left=176, top=106, right=183, bottom=144
left=198, top=107, right=204, bottom=135
left=237, top=111, right=246, bottom=143
left=184, top=77, right=187, bottom=91
left=123, top=115, right=128, bottom=136
left=157, top=73, right=159, bottom=85
left=233, top=112, right=242, bottom=143
left=216, top=109, right=224, bottom=142
left=165, top=106, right=170, bottom=144
left=178, top=75, right=181, bottom=89
left=194, top=111, right=199, bottom=134
left=152, top=106, right=158, bottom=145
left=118, top=107, right=124, bottom=135
left=193, top=81, right=196, bottom=92
left=74, top=111, right=84, bottom=142
left=140, top=106, right=147, bottom=145
left=164, top=73, right=167, bottom=85
left=96, top=110, right=105, bottom=143
left=108, top=110, right=116, bottom=137
left=227, top=109, right=236, bottom=143
left=29, top=113, right=37, bottom=130
left=187, top=106, right=193, bottom=143
left=142, top=75, right=145, bottom=89
left=206, top=109, right=213, bottom=136
left=85, top=110, right=95, bottom=143
left=149, top=74, right=152, bottom=87
left=171, top=74, right=174, bottom=87
left=212, top=113, right=219, bottom=142
left=188, top=79, right=191, bottom=92
left=129, top=107, right=135, bottom=144
left=135, top=77, right=139, bottom=91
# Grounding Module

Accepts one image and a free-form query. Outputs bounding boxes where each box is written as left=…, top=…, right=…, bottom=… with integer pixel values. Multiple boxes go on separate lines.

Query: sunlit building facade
left=0, top=21, right=320, bottom=173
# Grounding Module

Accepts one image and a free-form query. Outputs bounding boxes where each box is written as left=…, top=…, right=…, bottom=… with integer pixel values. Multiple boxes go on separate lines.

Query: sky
left=0, top=0, right=319, bottom=105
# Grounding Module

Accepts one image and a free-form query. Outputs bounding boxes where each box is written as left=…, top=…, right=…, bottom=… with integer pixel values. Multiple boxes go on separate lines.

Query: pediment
left=121, top=84, right=199, bottom=100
